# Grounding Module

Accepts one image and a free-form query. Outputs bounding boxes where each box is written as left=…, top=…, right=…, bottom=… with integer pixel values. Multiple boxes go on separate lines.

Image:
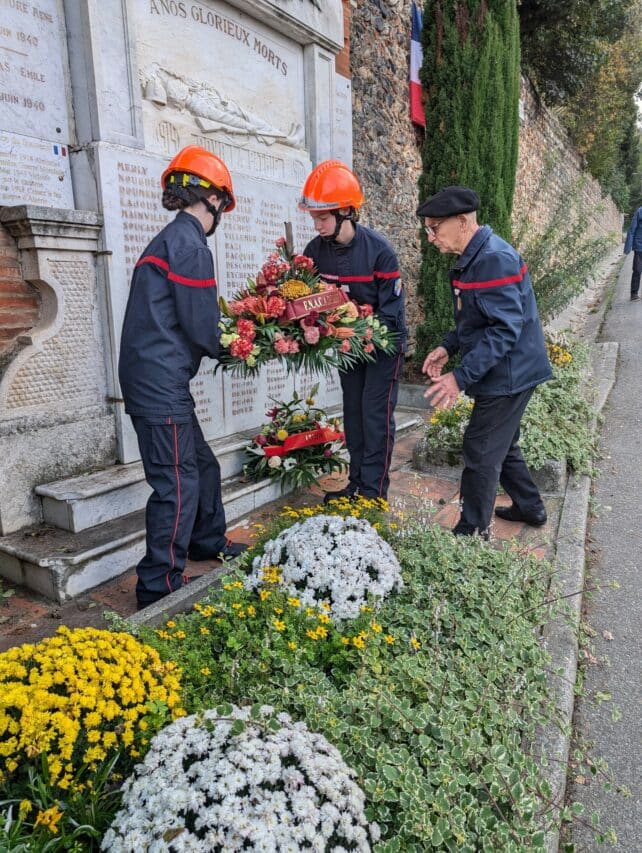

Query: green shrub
left=515, top=176, right=618, bottom=323
left=141, top=506, right=562, bottom=850
left=418, top=340, right=597, bottom=474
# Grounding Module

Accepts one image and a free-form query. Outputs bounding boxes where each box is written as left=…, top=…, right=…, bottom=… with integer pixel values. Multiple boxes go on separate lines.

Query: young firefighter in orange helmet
left=299, top=160, right=407, bottom=501
left=119, top=145, right=247, bottom=610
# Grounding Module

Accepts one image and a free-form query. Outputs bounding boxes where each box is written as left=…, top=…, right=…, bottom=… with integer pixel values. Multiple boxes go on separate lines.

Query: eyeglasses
left=424, top=219, right=449, bottom=238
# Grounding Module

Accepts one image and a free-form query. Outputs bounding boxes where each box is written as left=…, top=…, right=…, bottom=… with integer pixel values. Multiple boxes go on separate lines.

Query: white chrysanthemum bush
left=102, top=703, right=379, bottom=852
left=246, top=514, right=403, bottom=620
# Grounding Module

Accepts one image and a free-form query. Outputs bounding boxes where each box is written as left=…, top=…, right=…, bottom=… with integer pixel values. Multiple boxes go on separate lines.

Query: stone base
left=412, top=436, right=568, bottom=495
left=398, top=382, right=429, bottom=410
left=0, top=410, right=424, bottom=601
left=0, top=411, right=116, bottom=535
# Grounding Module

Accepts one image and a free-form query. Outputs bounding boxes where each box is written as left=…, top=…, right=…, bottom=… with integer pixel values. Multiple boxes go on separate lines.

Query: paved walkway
left=565, top=256, right=642, bottom=851
left=0, top=414, right=559, bottom=653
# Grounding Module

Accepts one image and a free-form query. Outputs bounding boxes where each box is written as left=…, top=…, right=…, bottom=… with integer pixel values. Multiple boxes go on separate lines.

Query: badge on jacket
left=394, top=278, right=402, bottom=297
left=454, top=287, right=462, bottom=311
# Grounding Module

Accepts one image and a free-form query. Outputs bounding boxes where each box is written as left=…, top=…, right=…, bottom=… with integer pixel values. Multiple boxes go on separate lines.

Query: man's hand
left=424, top=371, right=461, bottom=410
left=422, top=346, right=449, bottom=380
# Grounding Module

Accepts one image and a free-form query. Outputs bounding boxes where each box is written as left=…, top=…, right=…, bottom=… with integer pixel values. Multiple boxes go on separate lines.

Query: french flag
left=410, top=1, right=425, bottom=127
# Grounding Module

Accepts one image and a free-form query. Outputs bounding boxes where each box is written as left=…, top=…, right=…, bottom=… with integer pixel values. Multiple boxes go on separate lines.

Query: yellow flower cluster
left=279, top=278, right=312, bottom=299
left=280, top=495, right=389, bottom=522
left=34, top=804, right=63, bottom=834
left=261, top=566, right=283, bottom=585
left=547, top=342, right=573, bottom=368
left=0, top=626, right=185, bottom=790
left=306, top=625, right=329, bottom=641
left=429, top=396, right=475, bottom=426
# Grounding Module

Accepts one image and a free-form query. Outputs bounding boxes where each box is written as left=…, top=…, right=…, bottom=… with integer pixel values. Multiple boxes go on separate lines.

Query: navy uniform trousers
left=630, top=250, right=642, bottom=296
left=459, top=389, right=545, bottom=535
left=131, top=412, right=227, bottom=606
left=340, top=349, right=403, bottom=499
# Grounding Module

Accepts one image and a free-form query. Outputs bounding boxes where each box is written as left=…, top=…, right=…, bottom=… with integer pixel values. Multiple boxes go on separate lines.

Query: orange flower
left=332, top=326, right=356, bottom=340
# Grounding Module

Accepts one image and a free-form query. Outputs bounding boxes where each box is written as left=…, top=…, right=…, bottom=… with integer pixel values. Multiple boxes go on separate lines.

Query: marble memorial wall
left=95, top=0, right=345, bottom=462
left=0, top=0, right=73, bottom=207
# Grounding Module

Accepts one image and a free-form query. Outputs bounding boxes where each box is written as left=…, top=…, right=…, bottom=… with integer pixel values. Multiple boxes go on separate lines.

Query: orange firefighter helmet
left=161, top=145, right=235, bottom=211
left=298, top=160, right=364, bottom=212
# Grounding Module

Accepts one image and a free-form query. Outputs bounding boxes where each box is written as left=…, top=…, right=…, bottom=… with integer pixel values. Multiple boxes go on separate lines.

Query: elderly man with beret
left=418, top=186, right=552, bottom=538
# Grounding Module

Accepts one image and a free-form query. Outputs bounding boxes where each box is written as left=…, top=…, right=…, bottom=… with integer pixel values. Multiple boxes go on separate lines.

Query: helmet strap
left=200, top=196, right=223, bottom=236
left=322, top=209, right=355, bottom=244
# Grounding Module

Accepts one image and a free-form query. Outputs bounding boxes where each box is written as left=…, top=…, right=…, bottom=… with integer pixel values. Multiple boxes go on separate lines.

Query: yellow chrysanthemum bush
left=0, top=626, right=185, bottom=849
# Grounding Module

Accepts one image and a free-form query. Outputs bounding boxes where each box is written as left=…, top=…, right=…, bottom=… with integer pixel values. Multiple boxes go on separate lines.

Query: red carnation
left=293, top=254, right=315, bottom=271
left=237, top=319, right=256, bottom=341
left=265, top=295, right=287, bottom=318
left=230, top=337, right=254, bottom=359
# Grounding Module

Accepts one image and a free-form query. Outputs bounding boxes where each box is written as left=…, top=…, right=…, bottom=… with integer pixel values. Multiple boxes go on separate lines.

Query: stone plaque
left=0, top=130, right=72, bottom=206
left=333, top=74, right=353, bottom=166
left=99, top=142, right=339, bottom=462
left=0, top=0, right=73, bottom=206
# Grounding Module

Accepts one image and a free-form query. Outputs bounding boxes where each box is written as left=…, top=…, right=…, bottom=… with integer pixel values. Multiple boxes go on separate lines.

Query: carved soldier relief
left=141, top=64, right=304, bottom=149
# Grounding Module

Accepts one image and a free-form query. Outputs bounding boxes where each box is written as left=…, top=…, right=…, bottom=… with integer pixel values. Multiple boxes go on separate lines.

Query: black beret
left=416, top=186, right=480, bottom=218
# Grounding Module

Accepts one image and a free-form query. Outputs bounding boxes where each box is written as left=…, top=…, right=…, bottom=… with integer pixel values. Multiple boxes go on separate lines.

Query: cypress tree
left=416, top=1, right=520, bottom=355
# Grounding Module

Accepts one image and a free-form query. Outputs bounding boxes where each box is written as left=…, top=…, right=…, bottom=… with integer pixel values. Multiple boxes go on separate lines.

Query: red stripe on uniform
left=453, top=264, right=527, bottom=291
left=320, top=271, right=400, bottom=284
left=336, top=275, right=375, bottom=283
left=136, top=255, right=169, bottom=271
left=135, top=256, right=216, bottom=287
left=169, top=420, right=182, bottom=572
left=167, top=271, right=217, bottom=288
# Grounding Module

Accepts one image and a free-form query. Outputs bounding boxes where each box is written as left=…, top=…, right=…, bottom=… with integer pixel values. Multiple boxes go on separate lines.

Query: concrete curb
left=542, top=341, right=618, bottom=852
left=126, top=564, right=233, bottom=629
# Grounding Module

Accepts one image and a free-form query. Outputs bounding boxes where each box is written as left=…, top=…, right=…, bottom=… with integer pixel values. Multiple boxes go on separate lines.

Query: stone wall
left=513, top=77, right=622, bottom=241
left=347, top=2, right=622, bottom=358
left=349, top=0, right=424, bottom=354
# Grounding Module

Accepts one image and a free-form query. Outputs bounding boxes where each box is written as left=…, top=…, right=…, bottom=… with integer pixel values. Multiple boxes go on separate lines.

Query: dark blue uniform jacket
left=624, top=206, right=642, bottom=253
left=442, top=226, right=552, bottom=396
left=119, top=212, right=219, bottom=416
left=304, top=224, right=407, bottom=349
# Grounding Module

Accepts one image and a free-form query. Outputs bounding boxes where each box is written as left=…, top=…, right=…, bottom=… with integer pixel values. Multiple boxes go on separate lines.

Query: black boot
left=494, top=504, right=547, bottom=526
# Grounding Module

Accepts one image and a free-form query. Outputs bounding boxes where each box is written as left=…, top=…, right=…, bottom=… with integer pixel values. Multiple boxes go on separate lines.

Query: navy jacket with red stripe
left=119, top=211, right=219, bottom=416
left=443, top=226, right=552, bottom=396
left=303, top=224, right=407, bottom=350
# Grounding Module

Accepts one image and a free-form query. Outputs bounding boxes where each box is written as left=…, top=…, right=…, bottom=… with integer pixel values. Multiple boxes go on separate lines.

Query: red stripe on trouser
left=378, top=352, right=402, bottom=496
left=165, top=418, right=182, bottom=593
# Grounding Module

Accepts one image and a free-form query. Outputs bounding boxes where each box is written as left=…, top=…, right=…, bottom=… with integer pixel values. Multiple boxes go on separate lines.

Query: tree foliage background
left=417, top=0, right=520, bottom=354
left=519, top=0, right=642, bottom=213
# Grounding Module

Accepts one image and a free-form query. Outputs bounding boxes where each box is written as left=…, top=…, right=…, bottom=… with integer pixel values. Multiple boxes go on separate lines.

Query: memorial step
left=35, top=430, right=261, bottom=533
left=0, top=474, right=289, bottom=602
left=34, top=409, right=424, bottom=533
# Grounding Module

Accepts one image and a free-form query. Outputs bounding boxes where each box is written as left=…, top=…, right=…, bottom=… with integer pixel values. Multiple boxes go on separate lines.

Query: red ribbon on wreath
left=263, top=427, right=345, bottom=457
